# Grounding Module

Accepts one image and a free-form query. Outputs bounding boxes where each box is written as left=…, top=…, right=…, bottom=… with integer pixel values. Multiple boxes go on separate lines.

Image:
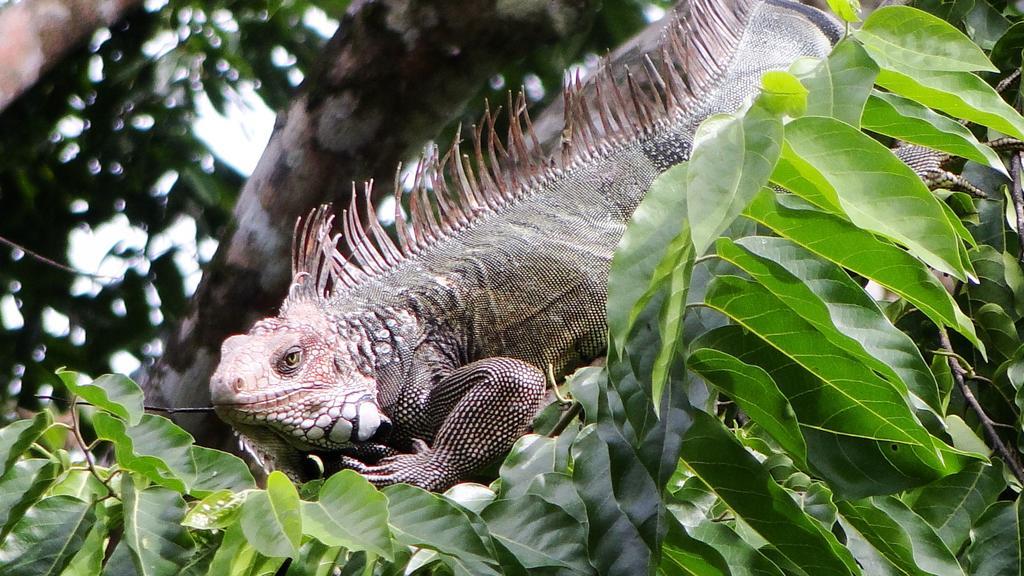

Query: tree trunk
left=142, top=0, right=601, bottom=451
left=0, top=0, right=142, bottom=111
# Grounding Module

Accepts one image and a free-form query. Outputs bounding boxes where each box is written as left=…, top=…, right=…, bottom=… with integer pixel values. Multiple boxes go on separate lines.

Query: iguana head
left=210, top=298, right=392, bottom=455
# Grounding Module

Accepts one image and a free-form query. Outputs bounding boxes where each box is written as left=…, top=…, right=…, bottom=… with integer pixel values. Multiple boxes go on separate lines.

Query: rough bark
left=143, top=0, right=601, bottom=450
left=0, top=0, right=141, bottom=111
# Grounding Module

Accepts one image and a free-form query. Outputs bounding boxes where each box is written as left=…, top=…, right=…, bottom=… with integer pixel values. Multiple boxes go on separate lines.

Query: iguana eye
left=277, top=347, right=303, bottom=374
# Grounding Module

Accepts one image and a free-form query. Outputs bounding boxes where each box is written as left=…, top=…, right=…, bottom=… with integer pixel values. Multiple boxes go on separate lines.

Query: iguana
left=209, top=0, right=847, bottom=491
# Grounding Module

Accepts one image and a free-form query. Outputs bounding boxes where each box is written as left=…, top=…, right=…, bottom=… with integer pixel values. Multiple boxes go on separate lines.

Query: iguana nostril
left=231, top=377, right=245, bottom=393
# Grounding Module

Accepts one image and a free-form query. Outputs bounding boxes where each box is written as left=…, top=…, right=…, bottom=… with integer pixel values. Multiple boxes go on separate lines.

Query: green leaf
left=678, top=410, right=858, bottom=576
left=695, top=324, right=970, bottom=497
left=206, top=523, right=286, bottom=576
left=497, top=434, right=558, bottom=499
left=0, top=458, right=60, bottom=538
left=301, top=470, right=393, bottom=560
left=687, top=348, right=807, bottom=466
left=906, top=461, right=1005, bottom=552
left=826, top=0, right=860, bottom=23
left=240, top=471, right=302, bottom=558
left=761, top=70, right=809, bottom=117
left=657, top=517, right=730, bottom=576
left=861, top=92, right=1006, bottom=175
left=795, top=39, right=878, bottom=125
left=0, top=411, right=52, bottom=478
left=608, top=161, right=695, bottom=410
left=0, top=495, right=95, bottom=575
left=684, top=521, right=785, bottom=576
left=93, top=412, right=196, bottom=492
left=857, top=6, right=997, bottom=72
left=688, top=101, right=782, bottom=256
left=775, top=115, right=972, bottom=281
left=188, top=446, right=256, bottom=497
left=838, top=496, right=964, bottom=576
left=384, top=483, right=496, bottom=566
left=183, top=489, right=249, bottom=530
left=572, top=426, right=653, bottom=574
left=874, top=65, right=1024, bottom=141
left=743, top=189, right=982, bottom=351
left=966, top=498, right=1024, bottom=576
left=59, top=507, right=107, bottom=576
left=718, top=236, right=942, bottom=414
left=704, top=277, right=939, bottom=449
left=121, top=475, right=198, bottom=576
left=56, top=370, right=144, bottom=425
left=608, top=163, right=688, bottom=344
left=481, top=494, right=591, bottom=573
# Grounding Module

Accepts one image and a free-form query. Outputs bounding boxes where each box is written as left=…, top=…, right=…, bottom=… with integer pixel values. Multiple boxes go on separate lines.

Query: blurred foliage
left=0, top=0, right=665, bottom=421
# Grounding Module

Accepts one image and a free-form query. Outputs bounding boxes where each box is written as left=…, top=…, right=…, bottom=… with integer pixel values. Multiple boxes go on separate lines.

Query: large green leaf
left=743, top=189, right=981, bottom=351
left=695, top=325, right=969, bottom=497
left=795, top=38, right=879, bottom=126
left=497, top=434, right=559, bottom=499
left=774, top=115, right=972, bottom=281
left=93, top=412, right=196, bottom=492
left=684, top=521, right=786, bottom=576
left=678, top=410, right=858, bottom=576
left=0, top=458, right=60, bottom=538
left=120, top=475, right=198, bottom=576
left=240, top=471, right=302, bottom=558
left=0, top=411, right=52, bottom=478
left=56, top=370, right=144, bottom=425
left=966, top=498, right=1024, bottom=576
left=206, top=523, right=285, bottom=576
left=687, top=100, right=782, bottom=256
left=687, top=348, right=806, bottom=466
left=838, top=496, right=964, bottom=576
left=856, top=6, right=997, bottom=72
left=59, top=507, right=108, bottom=576
left=481, top=494, right=592, bottom=574
left=656, top=517, right=730, bottom=576
left=0, top=495, right=95, bottom=575
left=705, top=277, right=937, bottom=448
left=572, top=426, right=651, bottom=575
left=873, top=64, right=1024, bottom=141
left=861, top=92, right=1006, bottom=175
left=383, top=483, right=496, bottom=566
left=718, top=236, right=941, bottom=413
left=905, top=461, right=1005, bottom=552
left=301, top=470, right=393, bottom=560
left=188, top=446, right=256, bottom=497
left=607, top=162, right=688, bottom=345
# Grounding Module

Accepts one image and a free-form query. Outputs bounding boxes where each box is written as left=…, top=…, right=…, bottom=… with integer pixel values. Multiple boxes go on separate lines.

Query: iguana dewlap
left=210, top=0, right=842, bottom=491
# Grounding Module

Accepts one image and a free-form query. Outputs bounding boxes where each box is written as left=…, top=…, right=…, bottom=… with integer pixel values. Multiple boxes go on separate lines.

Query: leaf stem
left=548, top=402, right=582, bottom=437
left=29, top=442, right=56, bottom=460
left=69, top=395, right=119, bottom=498
left=938, top=329, right=1024, bottom=484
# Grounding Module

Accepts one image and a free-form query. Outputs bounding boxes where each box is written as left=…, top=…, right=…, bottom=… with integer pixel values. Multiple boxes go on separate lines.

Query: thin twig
left=36, top=394, right=215, bottom=413
left=1010, top=153, right=1024, bottom=265
left=938, top=329, right=1024, bottom=484
left=548, top=402, right=582, bottom=437
left=0, top=235, right=122, bottom=281
left=69, top=396, right=118, bottom=497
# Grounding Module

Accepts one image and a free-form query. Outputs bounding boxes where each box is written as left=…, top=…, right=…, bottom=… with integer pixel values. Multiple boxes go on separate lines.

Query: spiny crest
left=285, top=0, right=759, bottom=304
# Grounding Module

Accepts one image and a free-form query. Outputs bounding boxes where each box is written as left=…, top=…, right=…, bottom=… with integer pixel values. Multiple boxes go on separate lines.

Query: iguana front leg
left=345, top=357, right=546, bottom=491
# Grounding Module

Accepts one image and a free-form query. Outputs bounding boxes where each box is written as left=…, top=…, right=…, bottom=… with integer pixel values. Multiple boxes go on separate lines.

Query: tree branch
left=0, top=0, right=142, bottom=111
left=938, top=329, right=1024, bottom=484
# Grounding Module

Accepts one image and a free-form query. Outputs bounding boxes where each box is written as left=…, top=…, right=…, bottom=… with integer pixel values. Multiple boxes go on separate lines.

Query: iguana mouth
left=216, top=392, right=389, bottom=450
